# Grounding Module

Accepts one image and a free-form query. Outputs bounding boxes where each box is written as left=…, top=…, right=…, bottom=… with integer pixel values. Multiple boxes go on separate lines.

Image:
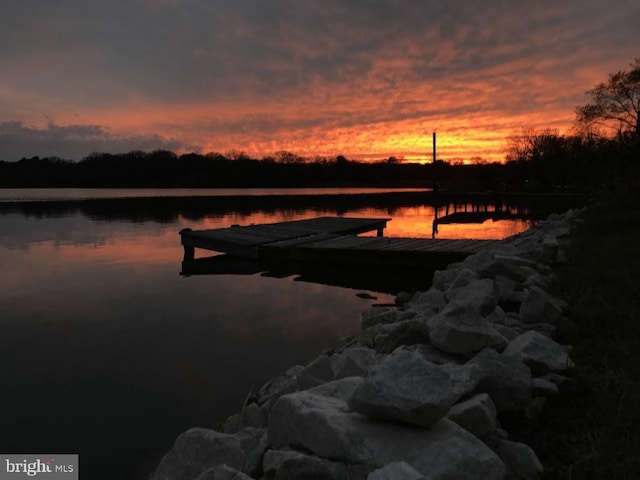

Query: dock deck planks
left=181, top=217, right=390, bottom=259
left=263, top=235, right=496, bottom=267
left=181, top=216, right=498, bottom=268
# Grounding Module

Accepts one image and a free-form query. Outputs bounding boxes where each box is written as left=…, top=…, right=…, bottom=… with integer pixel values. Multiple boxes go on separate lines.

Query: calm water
left=0, top=187, right=426, bottom=202
left=0, top=189, right=540, bottom=479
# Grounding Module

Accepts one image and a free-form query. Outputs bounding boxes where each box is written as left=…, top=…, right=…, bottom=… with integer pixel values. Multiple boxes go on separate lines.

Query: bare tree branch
left=576, top=58, right=640, bottom=137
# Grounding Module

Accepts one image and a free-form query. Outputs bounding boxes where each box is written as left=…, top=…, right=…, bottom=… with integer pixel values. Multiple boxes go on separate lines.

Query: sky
left=1, top=0, right=639, bottom=163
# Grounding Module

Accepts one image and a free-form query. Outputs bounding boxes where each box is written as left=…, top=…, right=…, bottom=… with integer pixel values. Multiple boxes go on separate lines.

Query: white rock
left=445, top=278, right=499, bottom=316
left=367, top=319, right=431, bottom=354
left=362, top=307, right=415, bottom=329
left=368, top=461, right=428, bottom=480
left=222, top=403, right=267, bottom=433
left=235, top=427, right=268, bottom=476
left=503, top=331, right=574, bottom=376
left=547, top=226, right=571, bottom=238
left=257, top=375, right=299, bottom=414
left=468, top=348, right=533, bottom=413
left=407, top=288, right=446, bottom=311
left=493, top=323, right=520, bottom=341
left=532, top=377, right=559, bottom=397
left=540, top=372, right=575, bottom=390
left=395, top=344, right=465, bottom=365
left=268, top=391, right=506, bottom=480
left=519, top=286, right=563, bottom=324
left=348, top=350, right=478, bottom=428
left=495, top=275, right=517, bottom=304
left=297, top=354, right=335, bottom=389
left=432, top=268, right=464, bottom=291
left=194, top=465, right=253, bottom=480
left=523, top=273, right=551, bottom=290
left=262, top=449, right=350, bottom=479
left=330, top=347, right=378, bottom=379
left=485, top=305, right=507, bottom=324
left=428, top=303, right=507, bottom=355
left=447, top=393, right=497, bottom=438
left=308, top=377, right=365, bottom=403
left=446, top=268, right=481, bottom=292
left=151, top=428, right=245, bottom=480
left=284, top=364, right=304, bottom=377
left=478, top=254, right=538, bottom=282
left=492, top=439, right=543, bottom=480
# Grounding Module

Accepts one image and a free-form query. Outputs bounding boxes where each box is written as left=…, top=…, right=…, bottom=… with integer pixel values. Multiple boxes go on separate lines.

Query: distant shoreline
left=0, top=186, right=429, bottom=203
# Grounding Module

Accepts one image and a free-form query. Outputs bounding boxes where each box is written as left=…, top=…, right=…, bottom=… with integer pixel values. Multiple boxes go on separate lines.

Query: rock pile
left=151, top=209, right=584, bottom=480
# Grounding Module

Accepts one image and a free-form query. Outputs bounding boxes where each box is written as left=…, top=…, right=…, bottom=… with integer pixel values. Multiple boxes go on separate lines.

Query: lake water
left=0, top=188, right=558, bottom=479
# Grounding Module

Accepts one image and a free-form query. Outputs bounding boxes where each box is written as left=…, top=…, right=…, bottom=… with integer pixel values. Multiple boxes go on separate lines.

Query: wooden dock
left=180, top=216, right=497, bottom=269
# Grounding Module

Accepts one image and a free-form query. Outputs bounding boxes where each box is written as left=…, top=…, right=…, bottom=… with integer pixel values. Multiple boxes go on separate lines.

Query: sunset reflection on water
left=193, top=203, right=531, bottom=242
left=0, top=194, right=539, bottom=479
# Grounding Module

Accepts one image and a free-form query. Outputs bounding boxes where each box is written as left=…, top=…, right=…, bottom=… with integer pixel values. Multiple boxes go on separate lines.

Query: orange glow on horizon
left=31, top=58, right=587, bottom=164
left=3, top=0, right=638, bottom=164
left=42, top=100, right=577, bottom=164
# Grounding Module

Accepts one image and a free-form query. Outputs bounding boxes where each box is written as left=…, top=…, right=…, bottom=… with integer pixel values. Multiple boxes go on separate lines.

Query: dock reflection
left=180, top=254, right=433, bottom=295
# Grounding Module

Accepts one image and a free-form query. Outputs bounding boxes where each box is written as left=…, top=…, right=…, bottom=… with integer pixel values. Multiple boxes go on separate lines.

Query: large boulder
left=363, top=319, right=431, bottom=354
left=447, top=393, right=497, bottom=439
left=467, top=348, right=533, bottom=413
left=406, top=288, right=446, bottom=313
left=432, top=267, right=465, bottom=291
left=268, top=391, right=506, bottom=480
left=194, top=465, right=253, bottom=480
left=256, top=375, right=299, bottom=414
left=262, top=449, right=354, bottom=480
left=458, top=250, right=494, bottom=275
left=445, top=268, right=481, bottom=292
left=151, top=428, right=245, bottom=480
left=494, top=275, right=517, bottom=305
left=503, top=331, right=574, bottom=376
left=367, top=461, right=428, bottom=480
left=361, top=307, right=416, bottom=329
left=330, top=347, right=378, bottom=379
left=222, top=402, right=267, bottom=433
left=477, top=254, right=541, bottom=283
left=235, top=427, right=268, bottom=477
left=519, top=286, right=564, bottom=325
left=491, top=439, right=543, bottom=480
left=297, top=354, right=336, bottom=389
left=445, top=278, right=499, bottom=316
left=539, top=236, right=560, bottom=264
left=348, top=350, right=479, bottom=428
left=428, top=303, right=508, bottom=355
left=309, top=377, right=365, bottom=403
left=395, top=344, right=465, bottom=365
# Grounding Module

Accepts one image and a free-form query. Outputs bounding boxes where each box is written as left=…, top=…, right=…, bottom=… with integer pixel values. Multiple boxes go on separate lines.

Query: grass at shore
left=518, top=188, right=640, bottom=479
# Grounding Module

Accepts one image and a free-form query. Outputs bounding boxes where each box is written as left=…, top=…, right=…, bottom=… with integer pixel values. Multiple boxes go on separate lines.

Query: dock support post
left=376, top=226, right=385, bottom=237
left=183, top=245, right=195, bottom=262
left=180, top=228, right=195, bottom=261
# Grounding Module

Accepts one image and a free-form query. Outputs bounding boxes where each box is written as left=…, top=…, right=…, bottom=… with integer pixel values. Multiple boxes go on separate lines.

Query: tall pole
left=432, top=132, right=436, bottom=163
left=432, top=132, right=438, bottom=194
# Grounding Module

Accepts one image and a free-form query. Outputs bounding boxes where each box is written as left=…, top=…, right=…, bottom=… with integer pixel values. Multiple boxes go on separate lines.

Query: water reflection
left=0, top=191, right=580, bottom=479
left=181, top=254, right=434, bottom=295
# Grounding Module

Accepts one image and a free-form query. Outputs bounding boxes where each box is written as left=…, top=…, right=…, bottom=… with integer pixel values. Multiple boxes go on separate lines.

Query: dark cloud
left=1, top=0, right=639, bottom=161
left=0, top=122, right=188, bottom=161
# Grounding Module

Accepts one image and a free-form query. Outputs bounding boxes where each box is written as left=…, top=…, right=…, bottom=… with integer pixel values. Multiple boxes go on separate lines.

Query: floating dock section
left=180, top=216, right=497, bottom=269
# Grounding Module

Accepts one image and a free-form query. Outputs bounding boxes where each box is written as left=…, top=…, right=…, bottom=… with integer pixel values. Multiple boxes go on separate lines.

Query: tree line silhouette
left=1, top=135, right=636, bottom=192
left=0, top=151, right=440, bottom=188
left=1, top=58, right=638, bottom=193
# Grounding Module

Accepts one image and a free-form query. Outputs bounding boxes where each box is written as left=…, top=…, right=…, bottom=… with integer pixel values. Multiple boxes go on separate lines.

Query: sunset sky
left=1, top=0, right=639, bottom=163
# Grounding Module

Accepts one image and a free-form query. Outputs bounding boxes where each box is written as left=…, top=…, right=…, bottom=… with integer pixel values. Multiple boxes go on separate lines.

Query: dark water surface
left=0, top=189, right=555, bottom=479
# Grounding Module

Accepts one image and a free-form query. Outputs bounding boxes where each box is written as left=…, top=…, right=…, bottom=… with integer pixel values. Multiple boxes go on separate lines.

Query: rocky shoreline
left=151, top=208, right=584, bottom=480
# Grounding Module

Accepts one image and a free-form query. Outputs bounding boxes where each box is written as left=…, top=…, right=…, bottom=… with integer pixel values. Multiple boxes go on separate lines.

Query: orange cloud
left=1, top=1, right=638, bottom=162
